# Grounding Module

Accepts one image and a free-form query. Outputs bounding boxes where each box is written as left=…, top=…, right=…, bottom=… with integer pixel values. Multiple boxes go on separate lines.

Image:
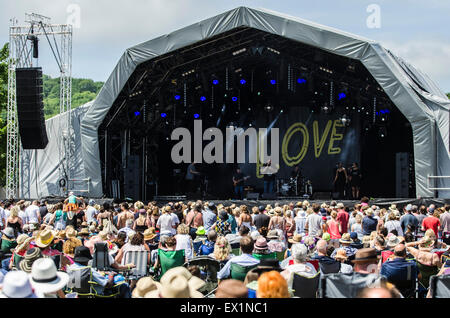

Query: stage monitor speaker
left=396, top=152, right=410, bottom=198
left=261, top=193, right=277, bottom=200
left=246, top=193, right=259, bottom=200
left=16, top=67, right=48, bottom=149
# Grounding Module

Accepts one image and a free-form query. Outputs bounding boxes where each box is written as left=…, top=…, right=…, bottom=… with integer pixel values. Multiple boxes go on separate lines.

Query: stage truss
left=6, top=13, right=73, bottom=198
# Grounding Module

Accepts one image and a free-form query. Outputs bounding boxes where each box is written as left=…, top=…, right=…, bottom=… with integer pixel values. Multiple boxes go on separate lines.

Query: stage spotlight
left=232, top=96, right=238, bottom=102
left=212, top=79, right=219, bottom=85
left=378, top=126, right=387, bottom=138
left=134, top=111, right=141, bottom=116
left=321, top=104, right=331, bottom=114
left=264, top=104, right=274, bottom=112
left=297, top=78, right=307, bottom=84
left=270, top=79, right=276, bottom=85
left=160, top=113, right=167, bottom=118
left=340, top=114, right=351, bottom=127
left=194, top=113, right=200, bottom=119
left=200, top=96, right=206, bottom=102
left=280, top=109, right=284, bottom=114
left=338, top=92, right=347, bottom=100
left=240, top=79, right=246, bottom=85
left=174, top=95, right=181, bottom=100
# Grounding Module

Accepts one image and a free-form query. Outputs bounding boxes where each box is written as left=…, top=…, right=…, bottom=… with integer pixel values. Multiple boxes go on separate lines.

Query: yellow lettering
left=313, top=120, right=332, bottom=158
left=282, top=122, right=309, bottom=167
left=328, top=119, right=344, bottom=155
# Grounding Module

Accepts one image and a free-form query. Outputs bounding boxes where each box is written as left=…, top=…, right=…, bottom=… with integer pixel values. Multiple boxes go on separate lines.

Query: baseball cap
left=350, top=232, right=358, bottom=240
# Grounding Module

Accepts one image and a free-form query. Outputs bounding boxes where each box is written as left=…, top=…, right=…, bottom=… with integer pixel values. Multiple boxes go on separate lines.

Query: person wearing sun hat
left=29, top=257, right=69, bottom=298
left=0, top=270, right=37, bottom=298
left=330, top=233, right=357, bottom=261
left=65, top=226, right=77, bottom=239
left=11, top=234, right=34, bottom=269
left=131, top=276, right=162, bottom=298
left=34, top=229, right=60, bottom=257
left=0, top=227, right=17, bottom=254
left=215, top=279, right=248, bottom=298
left=145, top=266, right=205, bottom=298
left=18, top=247, right=43, bottom=273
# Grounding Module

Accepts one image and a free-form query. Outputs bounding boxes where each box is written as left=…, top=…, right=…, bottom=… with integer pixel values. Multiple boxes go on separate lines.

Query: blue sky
left=1, top=0, right=449, bottom=92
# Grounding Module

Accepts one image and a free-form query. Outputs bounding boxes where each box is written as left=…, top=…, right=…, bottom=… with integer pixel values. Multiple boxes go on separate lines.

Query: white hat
left=0, top=271, right=36, bottom=298
left=336, top=203, right=345, bottom=209
left=29, top=258, right=69, bottom=295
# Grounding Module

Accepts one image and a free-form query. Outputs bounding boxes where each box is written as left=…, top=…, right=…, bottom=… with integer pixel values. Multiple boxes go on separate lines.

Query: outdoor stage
left=19, top=7, right=450, bottom=201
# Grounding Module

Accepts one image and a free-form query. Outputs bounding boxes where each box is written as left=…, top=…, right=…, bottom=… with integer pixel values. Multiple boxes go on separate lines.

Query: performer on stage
left=290, top=165, right=302, bottom=195
left=348, top=162, right=362, bottom=199
left=185, top=163, right=201, bottom=193
left=290, top=165, right=301, bottom=179
left=262, top=160, right=277, bottom=194
left=232, top=167, right=250, bottom=199
left=333, top=162, right=348, bottom=199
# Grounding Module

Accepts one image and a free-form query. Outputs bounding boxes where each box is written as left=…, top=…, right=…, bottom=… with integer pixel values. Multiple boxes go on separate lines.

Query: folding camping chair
left=429, top=274, right=450, bottom=298
left=154, top=249, right=185, bottom=280
left=319, top=272, right=387, bottom=298
left=123, top=250, right=149, bottom=280
left=292, top=271, right=321, bottom=298
left=230, top=263, right=258, bottom=281
left=184, top=256, right=221, bottom=295
left=92, top=242, right=112, bottom=271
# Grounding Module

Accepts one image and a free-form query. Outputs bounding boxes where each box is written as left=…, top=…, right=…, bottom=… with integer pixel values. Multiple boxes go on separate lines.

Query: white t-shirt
left=19, top=210, right=28, bottom=224
left=175, top=234, right=193, bottom=259
left=157, top=214, right=177, bottom=235
left=85, top=206, right=98, bottom=223
left=4, top=209, right=10, bottom=220
left=306, top=213, right=323, bottom=237
left=0, top=207, right=6, bottom=227
left=25, top=205, right=40, bottom=224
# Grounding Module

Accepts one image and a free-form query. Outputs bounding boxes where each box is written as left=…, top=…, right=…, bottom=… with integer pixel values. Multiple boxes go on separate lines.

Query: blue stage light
left=297, top=78, right=307, bottom=84
left=232, top=97, right=238, bottom=102
left=174, top=95, right=181, bottom=100
left=134, top=111, right=140, bottom=116
left=200, top=96, right=206, bottom=102
left=270, top=79, right=276, bottom=85
left=338, top=92, right=347, bottom=100
left=161, top=113, right=167, bottom=118
left=240, top=79, right=246, bottom=85
left=212, top=79, right=219, bottom=85
left=194, top=113, right=200, bottom=119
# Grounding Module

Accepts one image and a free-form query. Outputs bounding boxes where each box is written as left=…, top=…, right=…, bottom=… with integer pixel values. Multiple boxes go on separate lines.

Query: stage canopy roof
left=26, top=6, right=450, bottom=198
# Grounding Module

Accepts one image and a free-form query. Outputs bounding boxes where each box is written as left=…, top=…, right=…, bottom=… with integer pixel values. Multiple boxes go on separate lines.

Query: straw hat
left=55, top=230, right=66, bottom=240
left=132, top=277, right=162, bottom=298
left=339, top=233, right=352, bottom=244
left=288, top=233, right=302, bottom=244
left=66, top=227, right=77, bottom=238
left=336, top=203, right=345, bottom=209
left=35, top=229, right=55, bottom=248
left=334, top=249, right=348, bottom=262
left=98, top=231, right=108, bottom=241
left=29, top=258, right=69, bottom=295
left=1, top=228, right=15, bottom=240
left=15, top=234, right=34, bottom=252
left=78, top=228, right=89, bottom=236
left=254, top=237, right=269, bottom=250
left=352, top=248, right=379, bottom=264
left=146, top=267, right=204, bottom=298
left=0, top=271, right=37, bottom=298
left=266, top=230, right=279, bottom=240
left=143, top=228, right=157, bottom=241
left=18, top=247, right=42, bottom=273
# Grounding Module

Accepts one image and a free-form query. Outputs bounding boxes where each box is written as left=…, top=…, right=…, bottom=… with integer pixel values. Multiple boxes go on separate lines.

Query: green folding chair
left=157, top=249, right=186, bottom=279
left=276, top=251, right=286, bottom=262
left=231, top=248, right=241, bottom=256
left=230, top=263, right=258, bottom=281
left=252, top=252, right=277, bottom=260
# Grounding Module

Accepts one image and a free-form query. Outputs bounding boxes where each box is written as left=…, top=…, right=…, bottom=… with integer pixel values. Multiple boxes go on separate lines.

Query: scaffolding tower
left=6, top=13, right=73, bottom=199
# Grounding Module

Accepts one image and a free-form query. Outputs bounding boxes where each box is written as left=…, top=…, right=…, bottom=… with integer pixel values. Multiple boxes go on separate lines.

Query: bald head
left=358, top=287, right=392, bottom=298
left=316, top=239, right=327, bottom=255
left=394, top=244, right=406, bottom=258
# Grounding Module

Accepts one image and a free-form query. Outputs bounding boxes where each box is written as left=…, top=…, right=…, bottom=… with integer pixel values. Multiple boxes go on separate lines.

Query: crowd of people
left=0, top=193, right=448, bottom=298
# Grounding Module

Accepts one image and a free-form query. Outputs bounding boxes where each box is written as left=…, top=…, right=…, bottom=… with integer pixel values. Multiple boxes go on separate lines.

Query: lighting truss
left=6, top=13, right=73, bottom=198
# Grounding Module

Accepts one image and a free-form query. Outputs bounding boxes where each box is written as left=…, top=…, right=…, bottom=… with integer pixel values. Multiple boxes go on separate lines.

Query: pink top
left=327, top=220, right=341, bottom=239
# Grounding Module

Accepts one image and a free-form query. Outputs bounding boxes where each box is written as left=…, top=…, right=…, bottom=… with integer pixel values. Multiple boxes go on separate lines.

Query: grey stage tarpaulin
left=23, top=6, right=450, bottom=198
left=19, top=102, right=92, bottom=198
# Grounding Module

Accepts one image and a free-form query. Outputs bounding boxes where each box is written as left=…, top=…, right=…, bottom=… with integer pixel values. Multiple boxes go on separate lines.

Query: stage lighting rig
left=340, top=114, right=351, bottom=127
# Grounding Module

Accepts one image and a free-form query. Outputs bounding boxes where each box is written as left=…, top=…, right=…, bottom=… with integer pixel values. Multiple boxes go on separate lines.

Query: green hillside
left=43, top=75, right=104, bottom=119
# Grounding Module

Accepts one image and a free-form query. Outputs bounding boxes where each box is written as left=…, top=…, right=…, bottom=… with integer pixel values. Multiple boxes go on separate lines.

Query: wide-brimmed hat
left=55, top=230, right=66, bottom=240
left=146, top=267, right=204, bottom=298
left=266, top=230, right=279, bottom=240
left=195, top=226, right=206, bottom=236
left=78, top=228, right=89, bottom=236
left=254, top=237, right=269, bottom=250
left=2, top=227, right=15, bottom=240
left=336, top=203, right=345, bottom=209
left=215, top=279, right=248, bottom=298
left=18, top=248, right=42, bottom=273
left=322, top=233, right=331, bottom=242
left=334, top=249, right=348, bottom=262
left=66, top=227, right=77, bottom=238
left=339, top=233, right=353, bottom=244
left=389, top=204, right=397, bottom=211
left=98, top=231, right=108, bottom=241
left=29, top=258, right=69, bottom=295
left=267, top=209, right=275, bottom=217
left=132, top=276, right=162, bottom=298
left=15, top=234, right=34, bottom=253
left=143, top=228, right=157, bottom=241
left=35, top=229, right=55, bottom=248
left=288, top=234, right=302, bottom=244
left=73, top=246, right=93, bottom=264
left=386, top=235, right=401, bottom=248
left=352, top=248, right=379, bottom=264
left=0, top=271, right=37, bottom=298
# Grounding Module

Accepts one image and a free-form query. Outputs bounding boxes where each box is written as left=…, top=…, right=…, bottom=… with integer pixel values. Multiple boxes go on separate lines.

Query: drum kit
left=277, top=177, right=313, bottom=196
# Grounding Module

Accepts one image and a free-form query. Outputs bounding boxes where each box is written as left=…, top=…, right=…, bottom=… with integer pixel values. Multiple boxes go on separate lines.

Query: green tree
left=447, top=93, right=449, bottom=99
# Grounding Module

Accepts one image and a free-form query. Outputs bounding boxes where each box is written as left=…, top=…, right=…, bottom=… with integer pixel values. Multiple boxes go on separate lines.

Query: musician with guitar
left=232, top=167, right=250, bottom=199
